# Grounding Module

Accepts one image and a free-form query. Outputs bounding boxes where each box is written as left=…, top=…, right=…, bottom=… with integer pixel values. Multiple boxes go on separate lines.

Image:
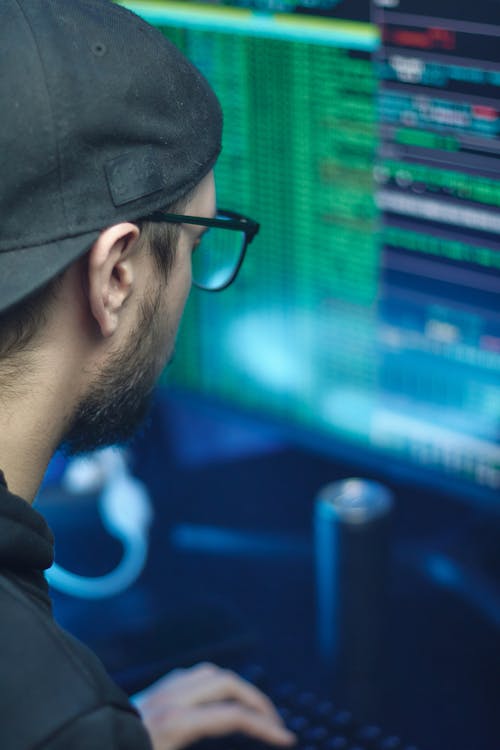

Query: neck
left=0, top=355, right=78, bottom=503
left=0, top=426, right=55, bottom=503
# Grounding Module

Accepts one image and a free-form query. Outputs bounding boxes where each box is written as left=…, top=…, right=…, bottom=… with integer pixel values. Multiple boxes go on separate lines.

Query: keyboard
left=193, top=666, right=422, bottom=750
left=266, top=681, right=420, bottom=750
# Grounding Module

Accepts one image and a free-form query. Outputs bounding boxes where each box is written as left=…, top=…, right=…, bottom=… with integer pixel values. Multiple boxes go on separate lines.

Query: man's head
left=0, top=0, right=222, bottom=310
left=63, top=169, right=217, bottom=454
left=0, top=0, right=221, bottom=455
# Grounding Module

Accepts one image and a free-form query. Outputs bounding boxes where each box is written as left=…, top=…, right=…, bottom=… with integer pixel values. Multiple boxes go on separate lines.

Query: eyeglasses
left=143, top=208, right=260, bottom=291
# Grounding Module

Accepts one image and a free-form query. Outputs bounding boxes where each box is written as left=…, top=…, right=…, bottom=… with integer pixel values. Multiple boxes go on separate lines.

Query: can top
left=315, top=478, right=393, bottom=524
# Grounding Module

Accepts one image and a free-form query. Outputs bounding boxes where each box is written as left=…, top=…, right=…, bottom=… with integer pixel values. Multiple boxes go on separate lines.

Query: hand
left=131, top=662, right=296, bottom=750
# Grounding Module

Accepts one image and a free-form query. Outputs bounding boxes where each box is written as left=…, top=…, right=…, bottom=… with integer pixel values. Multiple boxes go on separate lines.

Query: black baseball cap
left=0, top=0, right=223, bottom=314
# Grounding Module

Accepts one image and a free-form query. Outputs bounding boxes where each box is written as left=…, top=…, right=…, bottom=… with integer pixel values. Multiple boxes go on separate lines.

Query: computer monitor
left=121, top=0, right=500, bottom=509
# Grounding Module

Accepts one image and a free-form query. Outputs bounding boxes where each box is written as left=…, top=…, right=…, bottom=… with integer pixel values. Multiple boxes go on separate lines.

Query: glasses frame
left=142, top=208, right=260, bottom=291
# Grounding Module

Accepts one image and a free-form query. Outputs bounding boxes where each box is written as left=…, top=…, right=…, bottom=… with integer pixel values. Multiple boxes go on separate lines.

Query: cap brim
left=0, top=230, right=101, bottom=314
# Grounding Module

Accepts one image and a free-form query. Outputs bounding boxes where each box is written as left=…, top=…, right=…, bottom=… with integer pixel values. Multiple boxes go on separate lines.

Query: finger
left=176, top=667, right=284, bottom=723
left=133, top=664, right=213, bottom=713
left=152, top=662, right=219, bottom=697
left=171, top=703, right=296, bottom=749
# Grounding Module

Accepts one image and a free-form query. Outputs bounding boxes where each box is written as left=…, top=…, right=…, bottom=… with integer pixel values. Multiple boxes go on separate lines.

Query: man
left=0, top=1, right=296, bottom=748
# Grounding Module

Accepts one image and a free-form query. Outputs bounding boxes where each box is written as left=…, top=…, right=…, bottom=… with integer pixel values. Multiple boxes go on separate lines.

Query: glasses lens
left=192, top=214, right=246, bottom=290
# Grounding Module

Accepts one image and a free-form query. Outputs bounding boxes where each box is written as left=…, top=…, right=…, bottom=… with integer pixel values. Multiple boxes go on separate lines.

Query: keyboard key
left=277, top=707, right=292, bottom=722
left=288, top=715, right=310, bottom=733
left=314, top=700, right=335, bottom=718
left=330, top=710, right=354, bottom=730
left=273, top=682, right=296, bottom=702
left=324, top=738, right=349, bottom=750
left=356, top=725, right=383, bottom=744
left=378, top=737, right=402, bottom=749
left=295, top=691, right=317, bottom=709
left=303, top=725, right=329, bottom=743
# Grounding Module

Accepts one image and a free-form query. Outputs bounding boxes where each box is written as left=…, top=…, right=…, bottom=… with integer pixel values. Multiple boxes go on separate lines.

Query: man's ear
left=86, top=223, right=141, bottom=338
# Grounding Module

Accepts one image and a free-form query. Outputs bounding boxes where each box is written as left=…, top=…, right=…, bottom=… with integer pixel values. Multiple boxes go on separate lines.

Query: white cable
left=46, top=448, right=153, bottom=599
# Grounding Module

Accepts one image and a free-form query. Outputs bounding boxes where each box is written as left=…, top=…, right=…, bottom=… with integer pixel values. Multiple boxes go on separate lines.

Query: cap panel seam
left=13, top=0, right=68, bottom=232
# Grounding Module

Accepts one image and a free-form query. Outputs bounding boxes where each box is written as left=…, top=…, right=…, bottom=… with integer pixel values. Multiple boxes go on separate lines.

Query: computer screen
left=121, top=0, right=500, bottom=507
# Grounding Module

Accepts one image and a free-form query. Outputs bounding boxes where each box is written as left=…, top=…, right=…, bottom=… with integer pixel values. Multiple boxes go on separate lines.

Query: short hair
left=0, top=200, right=188, bottom=363
left=135, top=189, right=191, bottom=280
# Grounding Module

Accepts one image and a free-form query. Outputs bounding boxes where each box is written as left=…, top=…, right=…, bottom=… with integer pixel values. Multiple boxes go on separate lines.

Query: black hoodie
left=0, top=475, right=151, bottom=749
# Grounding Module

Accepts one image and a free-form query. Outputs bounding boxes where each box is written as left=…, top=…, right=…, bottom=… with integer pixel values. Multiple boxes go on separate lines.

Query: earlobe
left=87, top=223, right=140, bottom=338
